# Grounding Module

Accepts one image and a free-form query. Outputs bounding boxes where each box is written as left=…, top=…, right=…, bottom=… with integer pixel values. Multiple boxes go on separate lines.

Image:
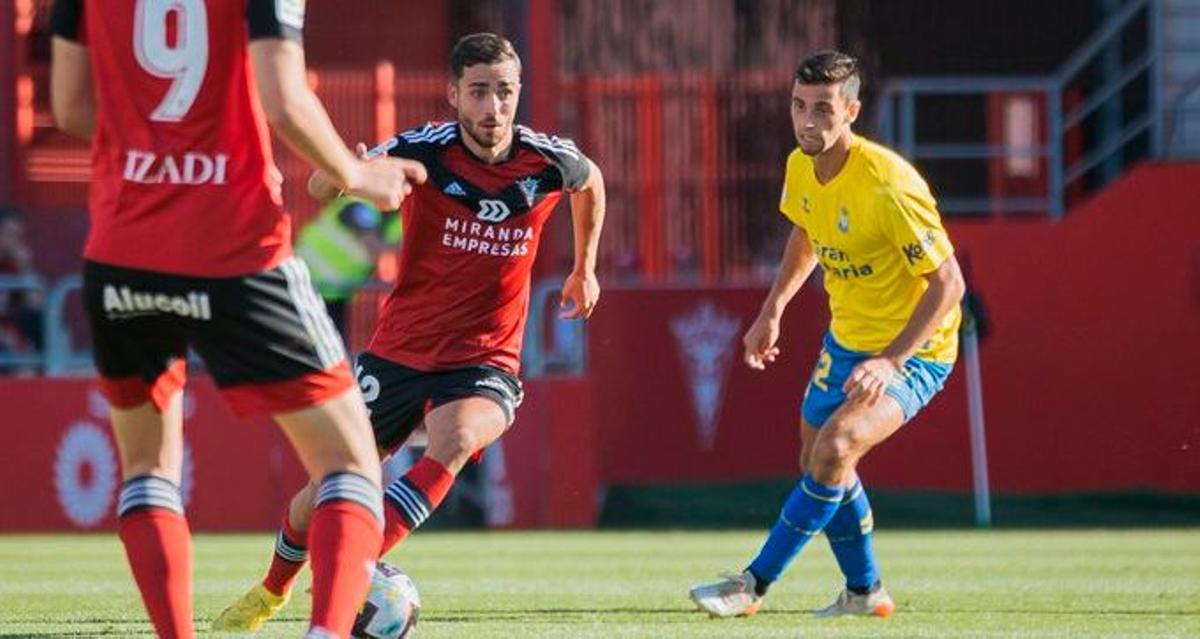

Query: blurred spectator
left=0, top=206, right=45, bottom=370
left=295, top=196, right=401, bottom=340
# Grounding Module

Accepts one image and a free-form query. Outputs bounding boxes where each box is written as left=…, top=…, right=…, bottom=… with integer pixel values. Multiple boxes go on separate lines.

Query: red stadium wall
left=2, top=165, right=1196, bottom=532
left=586, top=163, right=1200, bottom=493
left=0, top=377, right=594, bottom=532
left=0, top=378, right=296, bottom=532
left=588, top=287, right=825, bottom=483
left=945, top=163, right=1200, bottom=493
left=584, top=286, right=984, bottom=489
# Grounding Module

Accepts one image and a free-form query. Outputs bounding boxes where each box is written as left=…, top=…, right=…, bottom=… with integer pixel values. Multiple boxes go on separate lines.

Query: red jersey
left=52, top=0, right=305, bottom=277
left=368, top=123, right=592, bottom=375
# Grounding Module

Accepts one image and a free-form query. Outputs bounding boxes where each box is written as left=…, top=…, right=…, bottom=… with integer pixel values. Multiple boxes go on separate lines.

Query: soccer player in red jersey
left=214, top=33, right=607, bottom=630
left=51, top=1, right=425, bottom=637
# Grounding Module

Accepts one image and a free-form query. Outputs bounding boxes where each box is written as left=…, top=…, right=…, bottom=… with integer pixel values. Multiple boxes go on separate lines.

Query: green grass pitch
left=2, top=529, right=1198, bottom=637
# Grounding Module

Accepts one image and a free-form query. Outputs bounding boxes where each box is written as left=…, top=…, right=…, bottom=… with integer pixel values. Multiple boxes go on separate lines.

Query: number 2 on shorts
left=812, top=349, right=833, bottom=391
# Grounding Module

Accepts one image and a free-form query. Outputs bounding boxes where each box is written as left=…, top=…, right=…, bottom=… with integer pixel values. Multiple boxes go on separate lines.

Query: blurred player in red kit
left=51, top=1, right=425, bottom=636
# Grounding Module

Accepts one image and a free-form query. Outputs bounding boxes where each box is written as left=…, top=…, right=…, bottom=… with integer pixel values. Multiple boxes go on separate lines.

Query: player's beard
left=796, top=131, right=830, bottom=156
left=460, top=115, right=510, bottom=149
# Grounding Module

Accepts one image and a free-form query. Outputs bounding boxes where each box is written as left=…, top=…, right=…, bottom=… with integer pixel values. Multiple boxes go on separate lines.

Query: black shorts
left=354, top=351, right=525, bottom=452
left=83, top=258, right=353, bottom=415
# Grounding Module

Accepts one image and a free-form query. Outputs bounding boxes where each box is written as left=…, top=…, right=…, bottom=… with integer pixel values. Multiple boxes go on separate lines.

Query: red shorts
left=83, top=258, right=353, bottom=415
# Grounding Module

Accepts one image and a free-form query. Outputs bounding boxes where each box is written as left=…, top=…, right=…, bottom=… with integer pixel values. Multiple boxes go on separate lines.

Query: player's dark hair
left=795, top=50, right=861, bottom=102
left=450, top=33, right=521, bottom=79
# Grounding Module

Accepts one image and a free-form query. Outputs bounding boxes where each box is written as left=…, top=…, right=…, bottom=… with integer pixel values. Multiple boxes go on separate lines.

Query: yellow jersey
left=779, top=135, right=960, bottom=363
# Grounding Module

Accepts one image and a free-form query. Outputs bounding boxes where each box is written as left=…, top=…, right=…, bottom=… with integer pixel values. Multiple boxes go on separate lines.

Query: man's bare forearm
left=568, top=161, right=605, bottom=275
left=760, top=226, right=819, bottom=321
left=249, top=40, right=360, bottom=191
left=881, top=257, right=965, bottom=364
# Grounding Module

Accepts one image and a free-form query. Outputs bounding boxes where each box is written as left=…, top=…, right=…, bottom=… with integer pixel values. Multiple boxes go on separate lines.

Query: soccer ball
left=351, top=562, right=421, bottom=639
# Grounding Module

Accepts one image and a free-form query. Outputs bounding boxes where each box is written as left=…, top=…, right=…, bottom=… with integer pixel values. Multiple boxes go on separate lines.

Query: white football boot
left=688, top=570, right=763, bottom=618
left=813, top=585, right=895, bottom=618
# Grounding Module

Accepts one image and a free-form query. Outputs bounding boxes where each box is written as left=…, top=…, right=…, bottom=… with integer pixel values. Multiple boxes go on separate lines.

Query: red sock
left=308, top=500, right=383, bottom=636
left=262, top=513, right=308, bottom=596
left=118, top=508, right=193, bottom=639
left=381, top=457, right=455, bottom=555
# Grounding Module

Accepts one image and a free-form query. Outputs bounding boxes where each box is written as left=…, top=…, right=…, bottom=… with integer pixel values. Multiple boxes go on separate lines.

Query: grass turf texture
left=1, top=530, right=1197, bottom=638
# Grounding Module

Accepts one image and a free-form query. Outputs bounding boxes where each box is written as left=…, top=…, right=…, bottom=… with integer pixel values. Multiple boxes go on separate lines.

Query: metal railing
left=876, top=0, right=1170, bottom=220
left=0, top=273, right=94, bottom=376
left=25, top=273, right=585, bottom=380
left=42, top=274, right=91, bottom=375
left=1166, top=73, right=1200, bottom=158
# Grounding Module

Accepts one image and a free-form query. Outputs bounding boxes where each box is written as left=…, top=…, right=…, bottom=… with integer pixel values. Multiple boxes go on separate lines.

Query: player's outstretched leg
left=110, top=394, right=195, bottom=639
left=690, top=474, right=845, bottom=617
left=275, top=390, right=383, bottom=639
left=380, top=455, right=454, bottom=555
left=691, top=396, right=905, bottom=618
left=816, top=477, right=894, bottom=618
left=214, top=451, right=457, bottom=631
left=378, top=397, right=503, bottom=556
left=214, top=395, right=505, bottom=631
left=212, top=487, right=314, bottom=631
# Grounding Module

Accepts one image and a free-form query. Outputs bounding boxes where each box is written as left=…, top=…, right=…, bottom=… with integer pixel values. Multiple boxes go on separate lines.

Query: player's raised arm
left=744, top=226, right=819, bottom=370
left=49, top=1, right=94, bottom=140
left=561, top=159, right=606, bottom=320
left=308, top=140, right=427, bottom=205
left=307, top=143, right=370, bottom=201
left=248, top=40, right=424, bottom=210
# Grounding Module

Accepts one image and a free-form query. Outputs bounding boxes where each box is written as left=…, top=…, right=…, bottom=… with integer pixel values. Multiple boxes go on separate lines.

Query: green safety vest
left=382, top=208, right=403, bottom=244
left=295, top=197, right=398, bottom=301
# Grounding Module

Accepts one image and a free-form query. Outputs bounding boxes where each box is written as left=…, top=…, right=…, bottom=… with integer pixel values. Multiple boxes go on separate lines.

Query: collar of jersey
left=810, top=134, right=862, bottom=190
left=455, top=125, right=519, bottom=166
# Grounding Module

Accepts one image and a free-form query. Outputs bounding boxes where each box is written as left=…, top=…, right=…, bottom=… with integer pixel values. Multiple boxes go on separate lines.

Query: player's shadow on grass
left=399, top=607, right=1200, bottom=624
left=0, top=617, right=158, bottom=637
left=416, top=607, right=701, bottom=623
left=894, top=608, right=1200, bottom=617
left=0, top=630, right=154, bottom=638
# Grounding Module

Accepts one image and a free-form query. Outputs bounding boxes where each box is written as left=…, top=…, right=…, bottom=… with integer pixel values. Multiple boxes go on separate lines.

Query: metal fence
left=875, top=0, right=1192, bottom=219
left=559, top=71, right=795, bottom=284
left=274, top=68, right=798, bottom=285
left=11, top=0, right=1196, bottom=376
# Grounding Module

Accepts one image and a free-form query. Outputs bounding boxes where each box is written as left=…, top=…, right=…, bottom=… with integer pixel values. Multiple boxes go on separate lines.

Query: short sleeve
left=366, top=134, right=415, bottom=161
left=360, top=133, right=403, bottom=158
left=246, top=0, right=304, bottom=42
left=383, top=137, right=415, bottom=160
left=517, top=126, right=591, bottom=191
left=371, top=122, right=463, bottom=161
left=881, top=180, right=954, bottom=276
left=552, top=144, right=591, bottom=191
left=51, top=0, right=85, bottom=42
left=778, top=150, right=807, bottom=229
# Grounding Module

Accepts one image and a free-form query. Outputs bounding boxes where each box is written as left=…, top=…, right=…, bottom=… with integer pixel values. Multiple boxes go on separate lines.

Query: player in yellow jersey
left=690, top=51, right=964, bottom=620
